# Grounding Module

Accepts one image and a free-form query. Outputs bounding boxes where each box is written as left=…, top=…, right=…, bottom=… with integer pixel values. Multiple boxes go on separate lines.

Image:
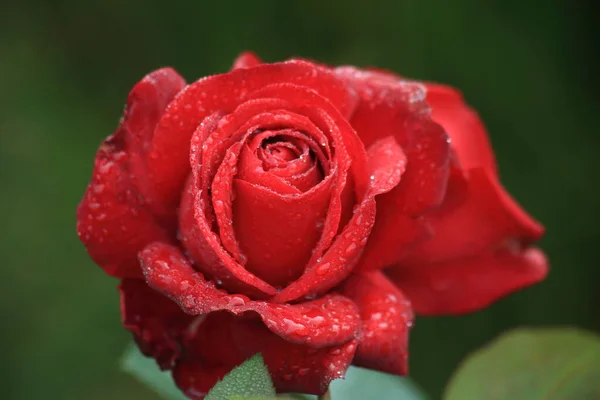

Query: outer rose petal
left=231, top=319, right=357, bottom=395
left=335, top=67, right=451, bottom=215
left=425, top=82, right=497, bottom=173
left=139, top=242, right=361, bottom=347
left=404, top=167, right=544, bottom=264
left=119, top=279, right=193, bottom=369
left=390, top=82, right=548, bottom=315
left=76, top=68, right=185, bottom=278
left=341, top=271, right=413, bottom=375
left=173, top=313, right=357, bottom=398
left=334, top=68, right=451, bottom=271
left=145, top=60, right=357, bottom=215
left=388, top=246, right=548, bottom=315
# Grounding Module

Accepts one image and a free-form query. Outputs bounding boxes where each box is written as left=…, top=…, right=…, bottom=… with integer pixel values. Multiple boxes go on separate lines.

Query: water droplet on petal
left=345, top=243, right=357, bottom=254
left=227, top=296, right=246, bottom=307
left=316, top=262, right=331, bottom=275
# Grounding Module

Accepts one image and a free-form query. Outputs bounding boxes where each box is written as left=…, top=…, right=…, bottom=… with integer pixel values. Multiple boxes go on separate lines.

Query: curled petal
left=404, top=168, right=544, bottom=264
left=146, top=60, right=357, bottom=214
left=76, top=140, right=173, bottom=278
left=119, top=279, right=192, bottom=369
left=341, top=271, right=413, bottom=375
left=388, top=245, right=548, bottom=315
left=184, top=106, right=338, bottom=291
left=76, top=68, right=185, bottom=277
left=178, top=176, right=277, bottom=299
left=425, top=82, right=497, bottom=173
left=272, top=136, right=405, bottom=303
left=139, top=242, right=361, bottom=347
left=122, top=68, right=187, bottom=222
left=336, top=67, right=451, bottom=216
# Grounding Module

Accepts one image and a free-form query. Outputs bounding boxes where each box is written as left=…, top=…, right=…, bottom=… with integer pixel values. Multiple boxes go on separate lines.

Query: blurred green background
left=1, top=0, right=598, bottom=399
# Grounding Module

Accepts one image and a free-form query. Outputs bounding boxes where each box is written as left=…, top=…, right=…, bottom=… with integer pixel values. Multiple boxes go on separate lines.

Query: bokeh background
left=1, top=1, right=598, bottom=399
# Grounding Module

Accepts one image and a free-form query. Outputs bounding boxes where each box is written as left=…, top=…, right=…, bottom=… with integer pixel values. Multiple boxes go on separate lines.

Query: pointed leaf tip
left=206, top=354, right=276, bottom=400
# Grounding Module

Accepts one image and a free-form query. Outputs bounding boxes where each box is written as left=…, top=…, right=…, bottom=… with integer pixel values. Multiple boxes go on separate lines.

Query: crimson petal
left=76, top=138, right=173, bottom=279
left=173, top=313, right=357, bottom=398
left=139, top=242, right=361, bottom=347
left=341, top=271, right=413, bottom=375
left=388, top=246, right=548, bottom=315
left=272, top=136, right=405, bottom=303
left=336, top=67, right=451, bottom=216
left=76, top=68, right=185, bottom=278
left=119, top=279, right=192, bottom=369
left=403, top=168, right=544, bottom=264
left=425, top=82, right=497, bottom=173
left=230, top=318, right=357, bottom=395
left=145, top=60, right=357, bottom=216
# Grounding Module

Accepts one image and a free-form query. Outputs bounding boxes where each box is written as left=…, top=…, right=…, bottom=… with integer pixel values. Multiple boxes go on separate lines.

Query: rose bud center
left=232, top=128, right=331, bottom=288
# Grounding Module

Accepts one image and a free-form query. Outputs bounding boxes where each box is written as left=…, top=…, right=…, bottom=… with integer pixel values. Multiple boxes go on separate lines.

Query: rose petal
left=178, top=175, right=277, bottom=298
left=139, top=242, right=361, bottom=347
left=233, top=178, right=332, bottom=287
left=388, top=246, right=548, bottom=315
left=173, top=359, right=230, bottom=400
left=76, top=68, right=185, bottom=278
left=122, top=68, right=187, bottom=222
left=271, top=136, right=405, bottom=303
left=231, top=51, right=263, bottom=70
left=186, top=107, right=337, bottom=290
left=146, top=60, right=357, bottom=216
left=243, top=129, right=324, bottom=192
left=341, top=271, right=413, bottom=375
left=76, top=139, right=173, bottom=278
left=247, top=83, right=367, bottom=267
left=173, top=313, right=357, bottom=398
left=230, top=318, right=357, bottom=395
left=336, top=67, right=451, bottom=216
left=425, top=82, right=497, bottom=173
left=357, top=210, right=431, bottom=272
left=403, top=168, right=544, bottom=264
left=119, top=279, right=192, bottom=369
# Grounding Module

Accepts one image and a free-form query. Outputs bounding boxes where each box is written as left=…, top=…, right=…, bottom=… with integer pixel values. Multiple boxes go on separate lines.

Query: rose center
left=258, top=135, right=310, bottom=171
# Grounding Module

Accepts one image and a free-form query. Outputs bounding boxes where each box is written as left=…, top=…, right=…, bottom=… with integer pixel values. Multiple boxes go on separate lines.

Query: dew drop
left=92, top=184, right=105, bottom=194
left=345, top=243, right=357, bottom=254
left=316, top=262, right=331, bottom=275
left=227, top=296, right=246, bottom=307
left=283, top=318, right=306, bottom=334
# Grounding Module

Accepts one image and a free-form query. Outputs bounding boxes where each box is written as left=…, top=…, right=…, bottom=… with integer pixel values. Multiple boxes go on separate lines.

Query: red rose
left=77, top=52, right=547, bottom=397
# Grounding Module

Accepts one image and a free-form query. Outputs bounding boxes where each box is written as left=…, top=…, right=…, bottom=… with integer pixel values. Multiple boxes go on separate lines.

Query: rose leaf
left=205, top=354, right=275, bottom=400
left=444, top=327, right=600, bottom=400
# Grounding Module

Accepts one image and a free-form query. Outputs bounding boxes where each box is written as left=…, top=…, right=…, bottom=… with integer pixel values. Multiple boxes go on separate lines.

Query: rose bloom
left=77, top=52, right=547, bottom=398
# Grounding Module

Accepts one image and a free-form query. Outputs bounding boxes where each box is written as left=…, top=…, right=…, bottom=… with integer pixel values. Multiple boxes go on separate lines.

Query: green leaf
left=206, top=354, right=276, bottom=400
left=444, top=327, right=600, bottom=400
left=121, top=343, right=188, bottom=400
left=329, top=366, right=429, bottom=400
